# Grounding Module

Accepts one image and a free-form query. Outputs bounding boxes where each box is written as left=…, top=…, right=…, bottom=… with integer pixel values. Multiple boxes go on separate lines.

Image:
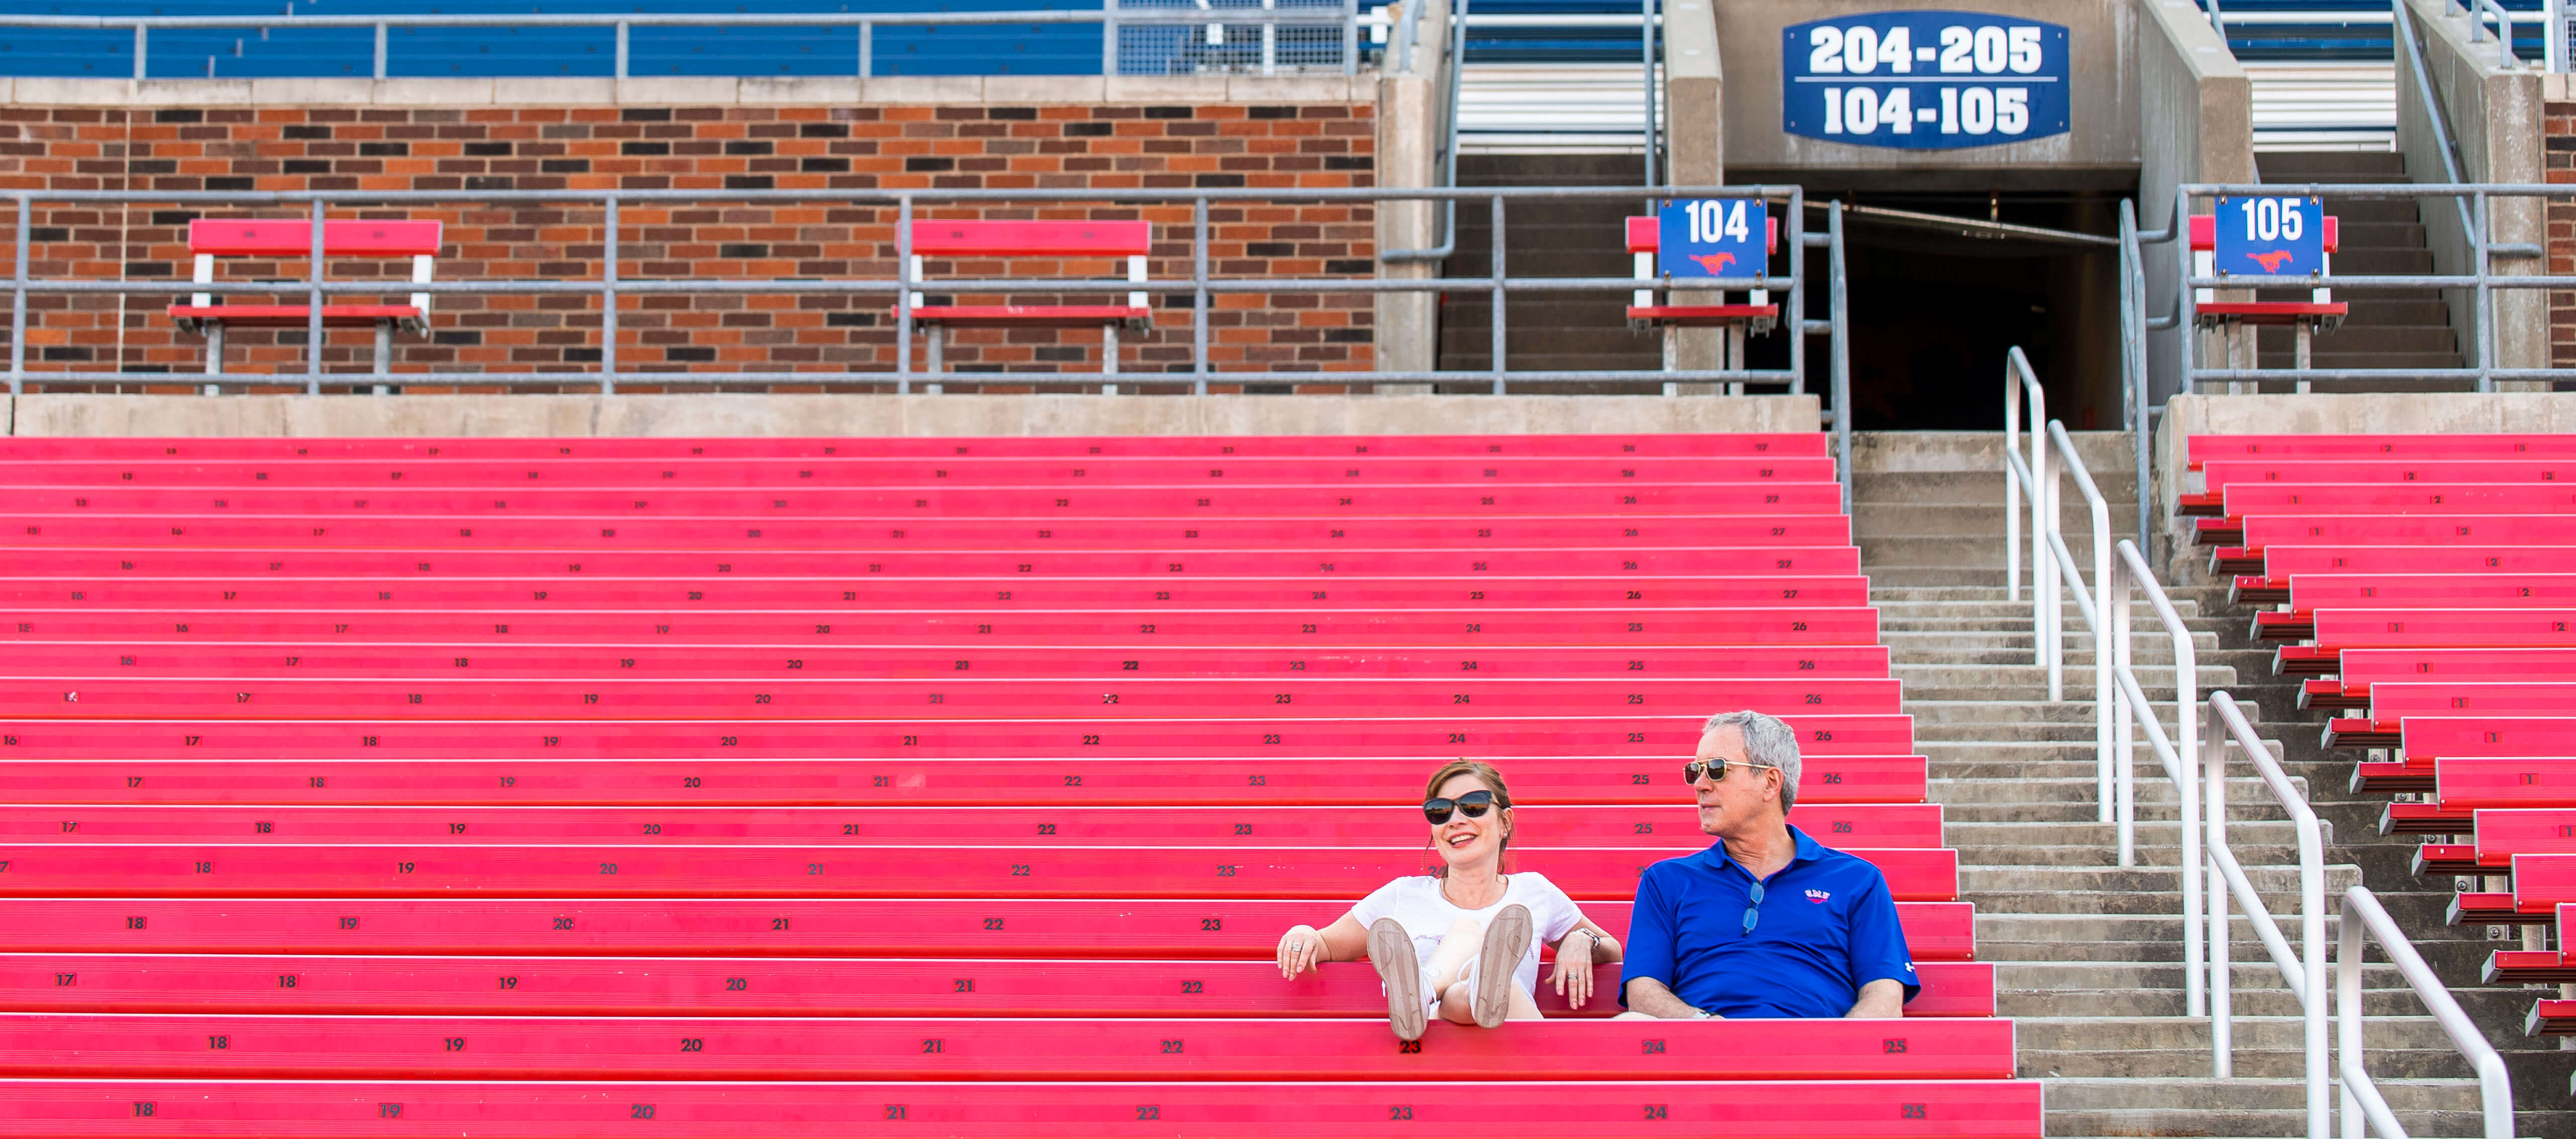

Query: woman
left=1273, top=759, right=1623, bottom=1040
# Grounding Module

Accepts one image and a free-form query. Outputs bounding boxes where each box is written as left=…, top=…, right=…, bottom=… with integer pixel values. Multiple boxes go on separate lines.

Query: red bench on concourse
left=904, top=220, right=1148, bottom=387
left=0, top=545, right=1870, bottom=581
left=2187, top=433, right=2576, bottom=467
left=0, top=898, right=1981, bottom=961
left=2272, top=610, right=2576, bottom=679
left=0, top=1012, right=2013, bottom=1080
left=1624, top=214, right=1779, bottom=387
left=165, top=219, right=442, bottom=378
left=0, top=954, right=1995, bottom=1018
left=0, top=1078, right=2044, bottom=1138
left=0, top=643, right=1899, bottom=682
left=0, top=454, right=1841, bottom=488
left=0, top=677, right=1905, bottom=720
left=2188, top=213, right=2345, bottom=372
left=4, top=514, right=1854, bottom=552
left=0, top=752, right=1931, bottom=806
left=2229, top=547, right=2576, bottom=602
left=0, top=802, right=1946, bottom=849
left=0, top=432, right=1837, bottom=460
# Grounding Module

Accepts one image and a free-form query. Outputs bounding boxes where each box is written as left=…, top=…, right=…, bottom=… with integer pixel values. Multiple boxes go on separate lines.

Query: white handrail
left=2337, top=885, right=2516, bottom=1139
left=2110, top=538, right=2204, bottom=1019
left=2203, top=691, right=2328, bottom=1133
left=2002, top=349, right=2058, bottom=697
left=2051, top=421, right=2115, bottom=824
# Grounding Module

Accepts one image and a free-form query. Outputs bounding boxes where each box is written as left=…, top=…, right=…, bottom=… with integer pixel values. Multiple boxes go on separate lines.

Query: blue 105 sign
left=2213, top=196, right=2324, bottom=277
left=1782, top=12, right=2069, bottom=151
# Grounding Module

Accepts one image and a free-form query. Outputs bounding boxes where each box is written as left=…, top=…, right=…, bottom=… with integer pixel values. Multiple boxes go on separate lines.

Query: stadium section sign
left=2213, top=195, right=2325, bottom=278
left=1780, top=12, right=2069, bottom=150
left=1657, top=198, right=1768, bottom=279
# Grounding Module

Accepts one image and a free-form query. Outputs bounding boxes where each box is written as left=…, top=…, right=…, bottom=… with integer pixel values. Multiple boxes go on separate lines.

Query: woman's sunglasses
left=1423, top=790, right=1497, bottom=825
left=1683, top=757, right=1780, bottom=785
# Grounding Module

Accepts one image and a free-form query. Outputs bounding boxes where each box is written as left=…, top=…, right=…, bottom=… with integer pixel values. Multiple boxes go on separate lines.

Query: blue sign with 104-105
left=1781, top=11, right=2069, bottom=151
left=1657, top=198, right=1768, bottom=279
left=2212, top=195, right=2325, bottom=277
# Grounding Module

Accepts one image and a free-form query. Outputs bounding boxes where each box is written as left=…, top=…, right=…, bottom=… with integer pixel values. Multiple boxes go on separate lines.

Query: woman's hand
left=1276, top=924, right=1326, bottom=980
left=1551, top=930, right=1597, bottom=1008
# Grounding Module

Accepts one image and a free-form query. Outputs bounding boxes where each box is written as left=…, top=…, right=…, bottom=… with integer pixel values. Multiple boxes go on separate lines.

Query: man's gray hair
left=1701, top=709, right=1803, bottom=811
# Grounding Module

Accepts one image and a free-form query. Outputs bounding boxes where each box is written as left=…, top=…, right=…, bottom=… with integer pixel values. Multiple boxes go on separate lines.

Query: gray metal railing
left=0, top=6, right=1371, bottom=81
left=2, top=183, right=1844, bottom=403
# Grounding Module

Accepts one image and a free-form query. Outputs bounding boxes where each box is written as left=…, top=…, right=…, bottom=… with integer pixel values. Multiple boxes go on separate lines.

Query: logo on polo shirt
left=1805, top=889, right=1830, bottom=904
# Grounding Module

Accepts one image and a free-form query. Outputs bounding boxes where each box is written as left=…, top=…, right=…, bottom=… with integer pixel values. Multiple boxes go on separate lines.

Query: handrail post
left=616, top=21, right=631, bottom=79
left=1828, top=202, right=1851, bottom=516
left=1488, top=193, right=1505, bottom=395
left=2474, top=188, right=2494, bottom=392
left=306, top=200, right=326, bottom=397
left=373, top=23, right=388, bottom=79
left=2111, top=536, right=2135, bottom=865
left=2176, top=186, right=2197, bottom=393
left=2004, top=355, right=2021, bottom=603
left=2204, top=697, right=2231, bottom=1078
left=1192, top=195, right=1210, bottom=396
left=132, top=25, right=146, bottom=81
left=2336, top=891, right=2365, bottom=1139
left=859, top=22, right=872, bottom=78
left=2052, top=419, right=2113, bottom=824
left=895, top=195, right=914, bottom=395
left=1103, top=0, right=1121, bottom=76
left=601, top=197, right=619, bottom=397
left=9, top=196, right=28, bottom=397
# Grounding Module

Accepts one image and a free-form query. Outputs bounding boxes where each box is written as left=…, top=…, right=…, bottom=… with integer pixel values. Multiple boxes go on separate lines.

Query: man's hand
left=1622, top=976, right=1713, bottom=1019
left=1550, top=932, right=1595, bottom=1008
left=1843, top=978, right=1905, bottom=1018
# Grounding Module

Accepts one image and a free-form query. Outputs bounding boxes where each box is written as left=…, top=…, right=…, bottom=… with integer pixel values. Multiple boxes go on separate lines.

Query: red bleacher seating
left=2408, top=807, right=2576, bottom=875
left=903, top=220, right=1149, bottom=378
left=2209, top=518, right=2576, bottom=576
left=2304, top=647, right=2576, bottom=712
left=163, top=219, right=442, bottom=376
left=2273, top=610, right=2576, bottom=678
left=2230, top=547, right=2576, bottom=603
left=2487, top=904, right=2576, bottom=985
left=0, top=433, right=2026, bottom=1137
left=2186, top=434, right=2576, bottom=467
left=2194, top=486, right=2576, bottom=547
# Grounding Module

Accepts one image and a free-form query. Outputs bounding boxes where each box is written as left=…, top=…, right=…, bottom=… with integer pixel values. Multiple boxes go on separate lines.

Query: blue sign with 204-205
left=1781, top=12, right=2069, bottom=151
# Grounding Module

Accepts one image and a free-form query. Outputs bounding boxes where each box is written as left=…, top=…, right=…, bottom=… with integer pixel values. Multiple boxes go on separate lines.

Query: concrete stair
left=1433, top=154, right=1662, bottom=389
left=1854, top=430, right=2566, bottom=1136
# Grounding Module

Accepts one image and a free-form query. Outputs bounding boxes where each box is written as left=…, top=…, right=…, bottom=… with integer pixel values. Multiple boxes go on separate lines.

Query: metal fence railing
left=1, top=184, right=1848, bottom=407
left=0, top=6, right=1376, bottom=80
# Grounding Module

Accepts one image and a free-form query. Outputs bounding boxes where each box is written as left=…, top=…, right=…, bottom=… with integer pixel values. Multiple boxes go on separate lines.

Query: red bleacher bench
left=0, top=897, right=1983, bottom=962
left=2408, top=807, right=2576, bottom=875
left=165, top=219, right=441, bottom=378
left=2281, top=610, right=2576, bottom=680
left=2307, top=648, right=2576, bottom=714
left=2448, top=851, right=2576, bottom=926
left=0, top=432, right=1836, bottom=461
left=2187, top=433, right=2576, bottom=469
left=1623, top=216, right=1780, bottom=385
left=2187, top=213, right=2345, bottom=372
left=2209, top=517, right=2576, bottom=576
left=2194, top=485, right=2576, bottom=546
left=0, top=453, right=1843, bottom=488
left=0, top=954, right=1995, bottom=1019
left=2183, top=458, right=2576, bottom=518
left=0, top=1078, right=2045, bottom=1138
left=2486, top=904, right=2576, bottom=984
left=905, top=220, right=1149, bottom=386
left=2254, top=576, right=2576, bottom=647
left=2376, top=758, right=2576, bottom=832
left=2233, top=548, right=2576, bottom=604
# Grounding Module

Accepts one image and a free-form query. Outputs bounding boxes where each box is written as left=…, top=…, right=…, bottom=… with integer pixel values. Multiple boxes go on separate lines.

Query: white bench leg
left=1660, top=326, right=1677, bottom=397
left=205, top=323, right=225, bottom=377
left=1102, top=323, right=1119, bottom=394
left=1726, top=325, right=1745, bottom=397
left=374, top=320, right=393, bottom=390
left=2293, top=323, right=2311, bottom=393
left=925, top=325, right=944, bottom=395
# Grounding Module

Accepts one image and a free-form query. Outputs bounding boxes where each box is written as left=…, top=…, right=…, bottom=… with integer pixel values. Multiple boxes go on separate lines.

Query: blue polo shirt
left=1618, top=825, right=1919, bottom=1018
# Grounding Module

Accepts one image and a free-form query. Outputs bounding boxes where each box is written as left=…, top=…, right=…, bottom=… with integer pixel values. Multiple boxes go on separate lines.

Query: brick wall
left=0, top=101, right=1376, bottom=393
left=2551, top=101, right=2576, bottom=369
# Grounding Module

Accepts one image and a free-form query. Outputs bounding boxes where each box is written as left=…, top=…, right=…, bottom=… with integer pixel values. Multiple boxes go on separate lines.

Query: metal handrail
left=1381, top=0, right=1466, bottom=264
left=2110, top=538, right=2204, bottom=1018
left=2337, top=885, right=2515, bottom=1139
left=2115, top=199, right=2155, bottom=552
left=0, top=7, right=1366, bottom=81
left=2202, top=691, right=2327, bottom=1133
left=2469, top=0, right=2525, bottom=63
left=3, top=182, right=1836, bottom=397
left=2002, top=347, right=2059, bottom=696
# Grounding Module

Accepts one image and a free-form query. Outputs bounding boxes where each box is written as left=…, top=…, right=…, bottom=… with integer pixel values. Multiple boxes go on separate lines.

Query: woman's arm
left=1556, top=917, right=1622, bottom=963
left=1548, top=919, right=1622, bottom=1008
left=1276, top=913, right=1371, bottom=979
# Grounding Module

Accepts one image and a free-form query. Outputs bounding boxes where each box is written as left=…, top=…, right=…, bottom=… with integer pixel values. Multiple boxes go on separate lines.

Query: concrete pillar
left=1374, top=0, right=1452, bottom=381
left=1661, top=0, right=1724, bottom=378
left=2135, top=0, right=2254, bottom=410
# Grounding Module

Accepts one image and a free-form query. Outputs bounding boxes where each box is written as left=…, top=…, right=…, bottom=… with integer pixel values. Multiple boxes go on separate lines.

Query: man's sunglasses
left=1423, top=790, right=1497, bottom=825
left=1683, top=757, right=1781, bottom=785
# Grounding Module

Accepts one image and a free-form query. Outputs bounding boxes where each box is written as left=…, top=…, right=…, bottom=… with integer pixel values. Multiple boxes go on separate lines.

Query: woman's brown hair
left=1421, top=759, right=1513, bottom=878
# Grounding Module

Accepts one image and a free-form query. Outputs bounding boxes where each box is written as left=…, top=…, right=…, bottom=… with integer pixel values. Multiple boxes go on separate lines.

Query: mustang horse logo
left=2244, top=250, right=2297, bottom=273
left=1690, top=252, right=1739, bottom=275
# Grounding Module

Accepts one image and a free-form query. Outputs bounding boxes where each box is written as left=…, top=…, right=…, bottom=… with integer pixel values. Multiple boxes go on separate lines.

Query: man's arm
left=1623, top=977, right=1712, bottom=1019
left=1843, top=979, right=1904, bottom=1019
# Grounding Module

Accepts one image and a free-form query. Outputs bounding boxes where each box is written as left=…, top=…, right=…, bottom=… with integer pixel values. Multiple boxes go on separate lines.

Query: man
left=1618, top=709, right=1917, bottom=1019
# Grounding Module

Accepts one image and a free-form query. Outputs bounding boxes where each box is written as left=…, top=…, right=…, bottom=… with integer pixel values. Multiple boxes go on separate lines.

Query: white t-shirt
left=1346, top=873, right=1586, bottom=1003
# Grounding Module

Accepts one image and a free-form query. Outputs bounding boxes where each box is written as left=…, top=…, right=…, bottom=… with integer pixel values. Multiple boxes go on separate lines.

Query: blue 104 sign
left=1781, top=12, right=2069, bottom=151
left=1658, top=198, right=1767, bottom=279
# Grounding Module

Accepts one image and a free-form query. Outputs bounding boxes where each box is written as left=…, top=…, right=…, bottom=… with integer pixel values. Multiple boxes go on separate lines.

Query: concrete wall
left=2150, top=391, right=2576, bottom=529
left=1716, top=0, right=2138, bottom=187
left=1374, top=0, right=1450, bottom=377
left=1662, top=0, right=1725, bottom=374
left=0, top=76, right=1380, bottom=392
left=6, top=392, right=1823, bottom=436
left=2135, top=0, right=2253, bottom=406
left=2396, top=0, right=2545, bottom=374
